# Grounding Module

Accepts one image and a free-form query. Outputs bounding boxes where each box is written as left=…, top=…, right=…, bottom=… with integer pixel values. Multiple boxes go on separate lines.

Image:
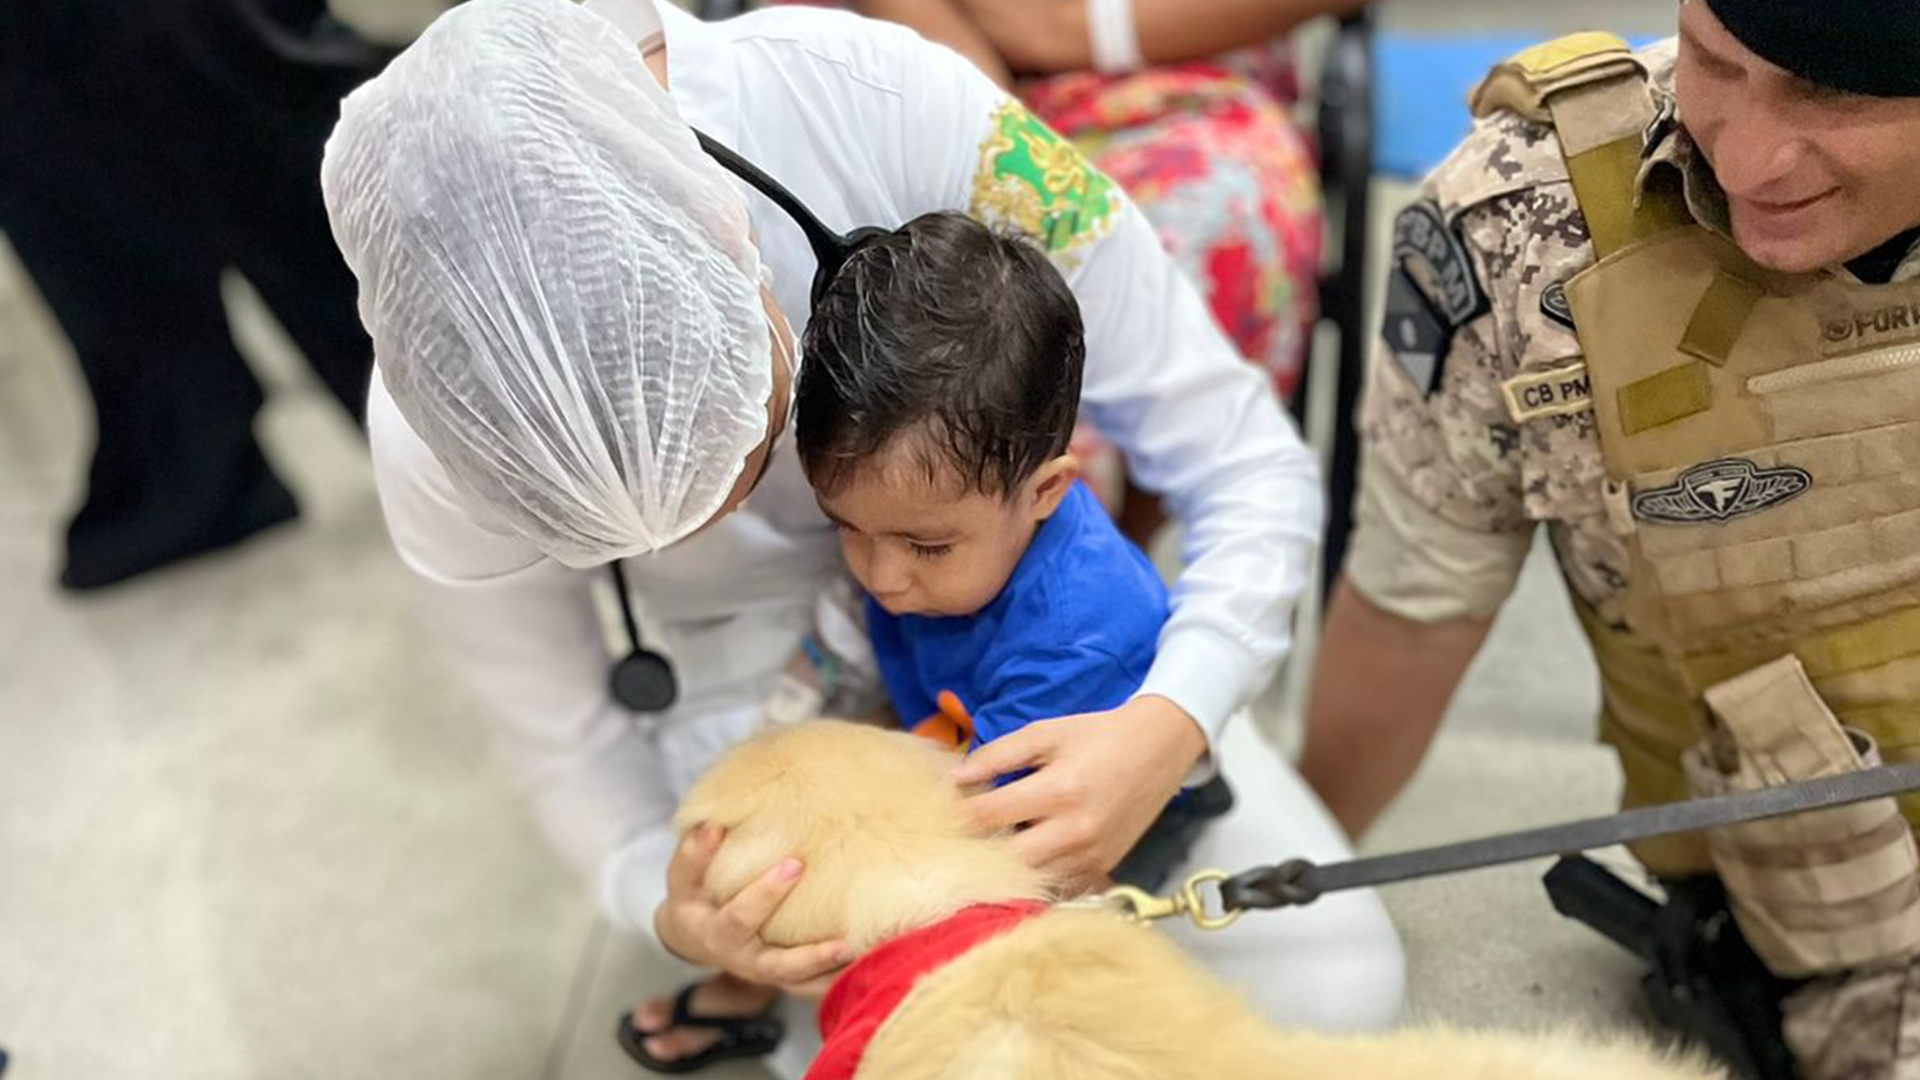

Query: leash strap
left=1221, top=761, right=1920, bottom=913
left=1090, top=762, right=1920, bottom=929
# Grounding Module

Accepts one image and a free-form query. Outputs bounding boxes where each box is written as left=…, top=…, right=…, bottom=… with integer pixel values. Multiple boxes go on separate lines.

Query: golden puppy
left=675, top=720, right=1724, bottom=1080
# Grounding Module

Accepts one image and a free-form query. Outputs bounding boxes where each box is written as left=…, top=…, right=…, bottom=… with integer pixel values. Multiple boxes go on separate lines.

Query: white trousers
left=761, top=711, right=1408, bottom=1079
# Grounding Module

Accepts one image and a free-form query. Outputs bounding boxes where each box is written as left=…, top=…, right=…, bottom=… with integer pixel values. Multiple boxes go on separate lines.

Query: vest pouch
left=1682, top=656, right=1920, bottom=975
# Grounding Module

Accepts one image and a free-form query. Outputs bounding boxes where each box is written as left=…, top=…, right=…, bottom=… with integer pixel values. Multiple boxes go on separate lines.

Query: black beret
left=1703, top=0, right=1920, bottom=97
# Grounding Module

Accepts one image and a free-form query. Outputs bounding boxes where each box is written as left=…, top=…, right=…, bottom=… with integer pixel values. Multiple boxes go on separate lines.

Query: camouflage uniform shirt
left=1349, top=41, right=1920, bottom=1080
left=1348, top=40, right=1920, bottom=629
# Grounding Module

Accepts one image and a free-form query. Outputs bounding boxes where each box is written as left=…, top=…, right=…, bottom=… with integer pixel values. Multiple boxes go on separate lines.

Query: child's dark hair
left=796, top=211, right=1085, bottom=498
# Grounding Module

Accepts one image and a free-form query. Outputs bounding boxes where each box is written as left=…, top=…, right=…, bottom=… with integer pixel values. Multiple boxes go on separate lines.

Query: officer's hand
left=653, top=824, right=850, bottom=993
left=954, top=695, right=1206, bottom=893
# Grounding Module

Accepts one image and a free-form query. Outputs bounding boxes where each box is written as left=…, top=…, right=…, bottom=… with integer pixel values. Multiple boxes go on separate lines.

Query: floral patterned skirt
left=1023, top=63, right=1323, bottom=511
left=1024, top=62, right=1321, bottom=400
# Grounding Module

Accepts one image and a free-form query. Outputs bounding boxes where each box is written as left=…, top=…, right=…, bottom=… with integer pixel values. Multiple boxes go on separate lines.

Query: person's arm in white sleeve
left=895, top=47, right=1320, bottom=756
left=1072, top=222, right=1321, bottom=755
left=367, top=379, right=678, bottom=933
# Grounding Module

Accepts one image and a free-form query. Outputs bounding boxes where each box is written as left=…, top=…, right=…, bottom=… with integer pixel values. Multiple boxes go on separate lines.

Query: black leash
left=1094, top=762, right=1920, bottom=929
left=1226, top=761, right=1920, bottom=912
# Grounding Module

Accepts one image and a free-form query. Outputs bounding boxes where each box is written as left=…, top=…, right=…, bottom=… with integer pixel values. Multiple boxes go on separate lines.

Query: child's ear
left=1026, top=454, right=1080, bottom=521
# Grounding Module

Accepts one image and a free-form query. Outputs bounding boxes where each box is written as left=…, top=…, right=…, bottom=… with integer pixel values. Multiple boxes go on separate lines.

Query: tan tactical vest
left=1473, top=35, right=1920, bottom=974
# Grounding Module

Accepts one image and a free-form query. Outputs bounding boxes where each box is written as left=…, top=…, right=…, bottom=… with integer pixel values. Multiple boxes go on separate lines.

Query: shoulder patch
left=1384, top=201, right=1490, bottom=396
left=1541, top=281, right=1577, bottom=330
left=970, top=100, right=1120, bottom=261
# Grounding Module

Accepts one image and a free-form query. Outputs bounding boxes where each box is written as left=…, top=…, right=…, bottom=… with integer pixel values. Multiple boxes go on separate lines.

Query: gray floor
left=0, top=2, right=1689, bottom=1078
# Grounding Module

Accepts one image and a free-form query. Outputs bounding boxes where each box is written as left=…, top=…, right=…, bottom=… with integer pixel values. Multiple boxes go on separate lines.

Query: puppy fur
left=674, top=719, right=1052, bottom=953
left=675, top=720, right=1726, bottom=1080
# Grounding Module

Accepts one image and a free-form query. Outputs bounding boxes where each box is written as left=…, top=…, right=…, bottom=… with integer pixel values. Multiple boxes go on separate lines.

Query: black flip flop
left=617, top=983, right=785, bottom=1075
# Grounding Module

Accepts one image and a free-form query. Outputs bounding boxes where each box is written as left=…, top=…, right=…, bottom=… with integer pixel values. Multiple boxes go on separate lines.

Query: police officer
left=1301, top=1, right=1920, bottom=1076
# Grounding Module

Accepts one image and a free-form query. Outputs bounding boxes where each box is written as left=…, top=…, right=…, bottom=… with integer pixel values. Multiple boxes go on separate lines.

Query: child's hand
left=653, top=824, right=851, bottom=992
left=953, top=695, right=1206, bottom=892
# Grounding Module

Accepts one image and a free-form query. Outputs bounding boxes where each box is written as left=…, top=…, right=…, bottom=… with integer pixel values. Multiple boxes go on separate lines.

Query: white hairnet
left=322, top=0, right=773, bottom=565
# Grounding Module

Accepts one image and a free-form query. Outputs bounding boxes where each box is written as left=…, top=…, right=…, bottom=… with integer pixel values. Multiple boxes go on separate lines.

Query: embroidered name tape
left=1502, top=361, right=1593, bottom=422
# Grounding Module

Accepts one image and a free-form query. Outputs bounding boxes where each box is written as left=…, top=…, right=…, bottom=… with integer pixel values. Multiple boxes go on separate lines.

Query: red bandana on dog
left=806, top=901, right=1049, bottom=1080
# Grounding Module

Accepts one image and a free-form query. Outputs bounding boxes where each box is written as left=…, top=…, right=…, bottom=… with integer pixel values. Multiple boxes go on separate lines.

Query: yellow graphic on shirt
left=970, top=99, right=1121, bottom=261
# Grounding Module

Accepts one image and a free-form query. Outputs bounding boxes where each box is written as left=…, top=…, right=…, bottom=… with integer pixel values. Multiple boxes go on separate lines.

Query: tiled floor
left=1, top=2, right=1691, bottom=1077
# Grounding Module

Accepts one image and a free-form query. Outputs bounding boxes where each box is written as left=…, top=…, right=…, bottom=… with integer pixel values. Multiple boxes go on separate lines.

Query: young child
left=796, top=210, right=1169, bottom=754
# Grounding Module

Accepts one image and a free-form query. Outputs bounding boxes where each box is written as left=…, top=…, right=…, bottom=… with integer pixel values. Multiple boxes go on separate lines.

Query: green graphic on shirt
left=970, top=99, right=1121, bottom=259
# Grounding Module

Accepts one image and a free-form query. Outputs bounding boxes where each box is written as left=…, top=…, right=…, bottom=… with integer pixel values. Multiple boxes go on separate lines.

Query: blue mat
left=1375, top=33, right=1659, bottom=180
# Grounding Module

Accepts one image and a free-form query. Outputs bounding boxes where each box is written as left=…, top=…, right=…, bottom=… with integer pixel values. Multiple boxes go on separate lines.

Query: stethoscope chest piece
left=610, top=646, right=678, bottom=713
left=607, top=560, right=677, bottom=714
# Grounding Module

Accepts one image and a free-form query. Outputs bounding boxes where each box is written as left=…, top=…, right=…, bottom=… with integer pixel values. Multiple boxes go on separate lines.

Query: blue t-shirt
left=868, top=481, right=1169, bottom=748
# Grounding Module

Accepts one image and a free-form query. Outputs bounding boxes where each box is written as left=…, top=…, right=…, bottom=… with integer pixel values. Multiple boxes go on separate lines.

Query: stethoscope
left=606, top=130, right=889, bottom=714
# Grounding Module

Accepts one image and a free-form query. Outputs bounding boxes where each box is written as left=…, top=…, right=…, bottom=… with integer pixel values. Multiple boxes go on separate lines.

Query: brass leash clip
left=1072, top=869, right=1243, bottom=932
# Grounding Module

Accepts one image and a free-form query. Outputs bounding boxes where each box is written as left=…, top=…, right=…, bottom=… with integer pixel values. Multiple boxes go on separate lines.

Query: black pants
left=0, top=0, right=390, bottom=588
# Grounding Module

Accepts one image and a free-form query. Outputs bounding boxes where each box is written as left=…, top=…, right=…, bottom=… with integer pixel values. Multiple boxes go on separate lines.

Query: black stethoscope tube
left=607, top=130, right=886, bottom=714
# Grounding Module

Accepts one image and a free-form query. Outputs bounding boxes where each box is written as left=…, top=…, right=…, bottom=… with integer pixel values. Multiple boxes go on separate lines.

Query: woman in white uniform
left=322, top=0, right=1405, bottom=1073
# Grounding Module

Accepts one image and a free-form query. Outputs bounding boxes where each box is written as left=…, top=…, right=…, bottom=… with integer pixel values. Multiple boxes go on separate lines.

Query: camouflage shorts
left=1783, top=955, right=1920, bottom=1080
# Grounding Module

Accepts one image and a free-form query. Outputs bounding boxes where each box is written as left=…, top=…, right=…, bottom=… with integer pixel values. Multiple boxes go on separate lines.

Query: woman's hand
left=653, top=824, right=850, bottom=995
left=953, top=695, right=1207, bottom=892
